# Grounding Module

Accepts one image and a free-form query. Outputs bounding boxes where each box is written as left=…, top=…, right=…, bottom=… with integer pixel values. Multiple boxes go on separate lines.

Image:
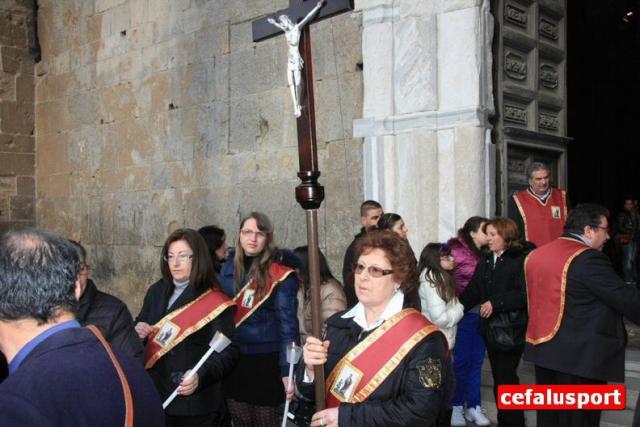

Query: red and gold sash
left=325, top=309, right=442, bottom=408
left=233, top=262, right=294, bottom=327
left=513, top=188, right=567, bottom=247
left=144, top=289, right=235, bottom=369
left=525, top=237, right=589, bottom=345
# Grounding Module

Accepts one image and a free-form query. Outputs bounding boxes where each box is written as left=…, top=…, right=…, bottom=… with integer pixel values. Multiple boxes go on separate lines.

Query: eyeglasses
left=595, top=226, right=609, bottom=233
left=353, top=263, right=394, bottom=278
left=240, top=229, right=266, bottom=239
left=79, top=263, right=90, bottom=272
left=163, top=253, right=193, bottom=263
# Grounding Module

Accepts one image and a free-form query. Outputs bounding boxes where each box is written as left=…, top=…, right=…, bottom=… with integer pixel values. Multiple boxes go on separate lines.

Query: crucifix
left=252, top=0, right=354, bottom=411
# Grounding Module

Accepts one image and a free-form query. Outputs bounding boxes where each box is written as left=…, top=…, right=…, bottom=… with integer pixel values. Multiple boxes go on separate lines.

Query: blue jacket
left=220, top=253, right=300, bottom=376
left=0, top=327, right=164, bottom=426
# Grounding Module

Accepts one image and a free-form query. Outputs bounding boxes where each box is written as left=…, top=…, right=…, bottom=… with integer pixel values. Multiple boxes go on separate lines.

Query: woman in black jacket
left=460, top=217, right=528, bottom=427
left=135, top=228, right=239, bottom=427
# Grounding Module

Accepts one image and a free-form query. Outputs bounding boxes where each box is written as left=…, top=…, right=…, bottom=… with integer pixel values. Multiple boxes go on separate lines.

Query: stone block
left=67, top=91, right=99, bottom=126
left=128, top=23, right=154, bottom=50
left=130, top=0, right=148, bottom=26
left=165, top=34, right=196, bottom=70
left=0, top=134, right=34, bottom=153
left=170, top=60, right=216, bottom=107
left=229, top=89, right=296, bottom=154
left=0, top=176, right=16, bottom=193
left=138, top=71, right=170, bottom=114
left=0, top=100, right=33, bottom=135
left=0, top=152, right=33, bottom=175
left=1, top=46, right=25, bottom=74
left=437, top=6, right=481, bottom=110
left=0, top=70, right=16, bottom=101
left=314, top=77, right=347, bottom=144
left=0, top=10, right=28, bottom=48
left=229, top=43, right=282, bottom=98
left=361, top=21, right=393, bottom=117
left=16, top=175, right=34, bottom=195
left=38, top=172, right=71, bottom=198
left=15, top=66, right=34, bottom=102
left=86, top=194, right=115, bottom=244
left=9, top=194, right=34, bottom=220
left=195, top=22, right=230, bottom=59
left=36, top=133, right=69, bottom=175
left=98, top=82, right=138, bottom=124
left=394, top=14, right=437, bottom=114
left=0, top=195, right=9, bottom=221
left=193, top=101, right=229, bottom=158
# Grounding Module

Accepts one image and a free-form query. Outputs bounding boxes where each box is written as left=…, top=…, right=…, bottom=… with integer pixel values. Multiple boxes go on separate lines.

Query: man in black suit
left=524, top=203, right=640, bottom=427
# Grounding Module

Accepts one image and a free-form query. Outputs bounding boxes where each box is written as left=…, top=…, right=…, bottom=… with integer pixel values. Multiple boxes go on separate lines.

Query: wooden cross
left=252, top=0, right=354, bottom=411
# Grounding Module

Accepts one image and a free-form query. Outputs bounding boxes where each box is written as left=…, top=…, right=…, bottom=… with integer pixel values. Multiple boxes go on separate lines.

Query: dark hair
left=198, top=225, right=226, bottom=272
left=0, top=229, right=79, bottom=324
left=161, top=228, right=220, bottom=295
left=293, top=246, right=339, bottom=291
left=377, top=213, right=402, bottom=231
left=354, top=230, right=418, bottom=294
left=564, top=203, right=610, bottom=234
left=68, top=239, right=87, bottom=264
left=457, top=216, right=488, bottom=257
left=360, top=200, right=382, bottom=217
left=233, top=212, right=277, bottom=300
left=526, top=162, right=550, bottom=179
left=483, top=217, right=522, bottom=249
left=418, top=243, right=456, bottom=303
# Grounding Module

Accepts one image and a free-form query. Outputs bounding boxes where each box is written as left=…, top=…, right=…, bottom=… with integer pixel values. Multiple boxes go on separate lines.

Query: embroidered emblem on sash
left=551, top=205, right=561, bottom=219
left=416, top=358, right=442, bottom=389
left=241, top=288, right=255, bottom=308
left=154, top=321, right=180, bottom=347
left=330, top=361, right=363, bottom=402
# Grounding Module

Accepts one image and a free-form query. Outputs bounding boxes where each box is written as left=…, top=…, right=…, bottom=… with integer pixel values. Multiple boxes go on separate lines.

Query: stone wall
left=0, top=0, right=37, bottom=233
left=35, top=0, right=364, bottom=313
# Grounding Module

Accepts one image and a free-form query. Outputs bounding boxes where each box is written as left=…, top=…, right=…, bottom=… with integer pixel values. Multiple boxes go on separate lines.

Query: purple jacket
left=447, top=237, right=480, bottom=296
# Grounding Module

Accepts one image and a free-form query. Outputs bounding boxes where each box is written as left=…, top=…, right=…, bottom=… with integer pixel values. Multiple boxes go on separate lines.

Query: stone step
left=471, top=350, right=640, bottom=427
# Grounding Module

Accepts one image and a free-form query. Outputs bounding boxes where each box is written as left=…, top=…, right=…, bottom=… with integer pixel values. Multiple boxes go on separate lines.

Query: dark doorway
left=567, top=0, right=640, bottom=212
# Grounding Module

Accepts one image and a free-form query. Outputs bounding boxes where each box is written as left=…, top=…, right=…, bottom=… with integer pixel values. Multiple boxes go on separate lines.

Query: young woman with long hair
left=447, top=216, right=492, bottom=426
left=417, top=243, right=464, bottom=349
left=219, top=212, right=300, bottom=427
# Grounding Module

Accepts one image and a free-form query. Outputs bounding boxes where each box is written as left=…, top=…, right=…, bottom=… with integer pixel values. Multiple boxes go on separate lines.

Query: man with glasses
left=70, top=240, right=144, bottom=363
left=524, top=204, right=640, bottom=427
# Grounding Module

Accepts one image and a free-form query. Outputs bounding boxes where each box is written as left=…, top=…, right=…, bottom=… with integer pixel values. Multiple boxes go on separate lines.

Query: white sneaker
left=450, top=405, right=467, bottom=426
left=465, top=405, right=491, bottom=426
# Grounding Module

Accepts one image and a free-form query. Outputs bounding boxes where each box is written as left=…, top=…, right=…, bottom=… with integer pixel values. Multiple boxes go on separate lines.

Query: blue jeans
left=452, top=312, right=485, bottom=407
left=622, top=241, right=638, bottom=282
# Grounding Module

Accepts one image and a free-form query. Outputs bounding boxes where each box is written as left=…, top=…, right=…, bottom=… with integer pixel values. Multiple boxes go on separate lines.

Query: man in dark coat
left=0, top=229, right=164, bottom=426
left=525, top=203, right=640, bottom=427
left=70, top=240, right=144, bottom=364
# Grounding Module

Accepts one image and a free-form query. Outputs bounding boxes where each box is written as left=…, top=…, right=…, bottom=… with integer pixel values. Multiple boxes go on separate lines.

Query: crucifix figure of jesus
left=268, top=0, right=325, bottom=117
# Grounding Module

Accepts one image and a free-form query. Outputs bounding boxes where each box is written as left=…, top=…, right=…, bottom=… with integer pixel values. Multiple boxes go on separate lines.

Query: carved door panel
left=492, top=0, right=570, bottom=215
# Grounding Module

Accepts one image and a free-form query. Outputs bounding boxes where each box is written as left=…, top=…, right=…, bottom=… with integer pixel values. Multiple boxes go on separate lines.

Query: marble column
left=354, top=0, right=495, bottom=252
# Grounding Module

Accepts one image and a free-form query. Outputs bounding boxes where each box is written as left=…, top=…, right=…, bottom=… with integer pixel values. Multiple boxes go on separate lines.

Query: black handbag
left=484, top=310, right=528, bottom=351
